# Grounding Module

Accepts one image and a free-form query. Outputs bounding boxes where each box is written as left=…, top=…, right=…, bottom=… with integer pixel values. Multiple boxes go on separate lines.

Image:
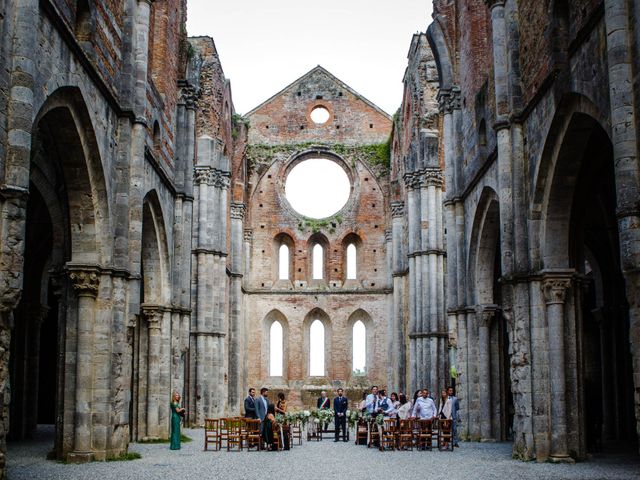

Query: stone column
left=542, top=274, right=573, bottom=462
left=478, top=305, right=498, bottom=441
left=142, top=304, right=163, bottom=439
left=390, top=201, right=406, bottom=391
left=67, top=268, right=100, bottom=462
left=603, top=0, right=640, bottom=447
left=228, top=202, right=245, bottom=413
left=405, top=174, right=420, bottom=392
left=24, top=304, right=49, bottom=437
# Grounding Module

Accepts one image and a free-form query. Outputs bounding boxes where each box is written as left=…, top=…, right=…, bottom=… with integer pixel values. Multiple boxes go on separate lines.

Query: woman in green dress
left=170, top=391, right=186, bottom=450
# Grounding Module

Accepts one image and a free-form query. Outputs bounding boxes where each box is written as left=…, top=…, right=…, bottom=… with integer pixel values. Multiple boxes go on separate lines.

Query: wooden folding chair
left=227, top=417, right=244, bottom=451
left=355, top=419, right=368, bottom=445
left=244, top=418, right=262, bottom=451
left=380, top=418, right=397, bottom=451
left=219, top=417, right=231, bottom=449
left=291, top=421, right=303, bottom=446
left=398, top=419, right=413, bottom=450
left=368, top=420, right=380, bottom=448
left=204, top=418, right=220, bottom=451
left=438, top=419, right=454, bottom=451
left=416, top=419, right=433, bottom=450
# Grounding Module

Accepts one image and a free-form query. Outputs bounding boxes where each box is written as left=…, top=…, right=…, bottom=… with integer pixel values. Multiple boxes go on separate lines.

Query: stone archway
left=467, top=187, right=513, bottom=442
left=535, top=103, right=635, bottom=459
left=130, top=191, right=171, bottom=441
left=8, top=87, right=110, bottom=462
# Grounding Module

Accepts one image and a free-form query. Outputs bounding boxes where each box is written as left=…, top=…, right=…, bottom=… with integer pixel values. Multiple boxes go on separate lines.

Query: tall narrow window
left=346, top=243, right=357, bottom=279
left=312, top=244, right=323, bottom=279
left=309, top=320, right=325, bottom=376
left=278, top=244, right=289, bottom=280
left=270, top=321, right=283, bottom=376
left=352, top=320, right=366, bottom=374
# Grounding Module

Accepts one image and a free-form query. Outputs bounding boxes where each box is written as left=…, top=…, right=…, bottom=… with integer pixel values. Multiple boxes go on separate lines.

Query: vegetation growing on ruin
left=297, top=214, right=344, bottom=234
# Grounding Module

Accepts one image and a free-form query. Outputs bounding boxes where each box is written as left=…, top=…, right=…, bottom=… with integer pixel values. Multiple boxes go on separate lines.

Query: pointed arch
left=262, top=310, right=289, bottom=380
left=303, top=308, right=332, bottom=378
left=308, top=233, right=329, bottom=282
left=347, top=309, right=373, bottom=376
left=141, top=190, right=171, bottom=305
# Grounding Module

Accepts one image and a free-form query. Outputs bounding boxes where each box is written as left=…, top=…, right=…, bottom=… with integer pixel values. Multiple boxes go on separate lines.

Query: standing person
left=170, top=391, right=186, bottom=450
left=437, top=389, right=452, bottom=419
left=276, top=392, right=287, bottom=415
left=333, top=388, right=348, bottom=442
left=365, top=386, right=379, bottom=414
left=412, top=389, right=436, bottom=419
left=244, top=388, right=258, bottom=419
left=256, top=387, right=270, bottom=429
left=317, top=390, right=331, bottom=431
left=447, top=386, right=460, bottom=447
left=397, top=393, right=412, bottom=420
left=376, top=389, right=394, bottom=416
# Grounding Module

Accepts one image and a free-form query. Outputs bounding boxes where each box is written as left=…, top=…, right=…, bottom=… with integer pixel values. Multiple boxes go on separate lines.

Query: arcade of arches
left=0, top=0, right=639, bottom=477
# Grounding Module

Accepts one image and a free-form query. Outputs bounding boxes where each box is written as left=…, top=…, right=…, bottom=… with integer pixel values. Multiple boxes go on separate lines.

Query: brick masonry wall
left=247, top=67, right=392, bottom=146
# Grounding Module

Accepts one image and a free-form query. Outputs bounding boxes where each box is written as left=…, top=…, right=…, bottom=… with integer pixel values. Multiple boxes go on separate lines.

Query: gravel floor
left=7, top=425, right=640, bottom=480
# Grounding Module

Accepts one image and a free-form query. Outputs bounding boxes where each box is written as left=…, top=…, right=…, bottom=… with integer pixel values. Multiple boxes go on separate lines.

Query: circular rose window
left=285, top=158, right=350, bottom=218
left=310, top=106, right=330, bottom=124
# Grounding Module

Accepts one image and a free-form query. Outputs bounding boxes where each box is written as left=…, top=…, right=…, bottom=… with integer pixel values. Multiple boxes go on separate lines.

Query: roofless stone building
left=0, top=0, right=638, bottom=477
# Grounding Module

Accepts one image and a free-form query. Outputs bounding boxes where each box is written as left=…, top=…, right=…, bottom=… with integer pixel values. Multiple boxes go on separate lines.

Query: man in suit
left=244, top=388, right=258, bottom=419
left=333, top=388, right=348, bottom=442
left=255, top=387, right=269, bottom=432
left=448, top=386, right=460, bottom=447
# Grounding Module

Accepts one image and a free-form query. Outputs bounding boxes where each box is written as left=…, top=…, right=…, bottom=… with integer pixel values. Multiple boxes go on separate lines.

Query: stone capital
left=179, top=83, right=200, bottom=110
left=437, top=87, right=461, bottom=114
left=230, top=202, right=246, bottom=220
left=141, top=304, right=164, bottom=329
left=390, top=201, right=405, bottom=218
left=384, top=229, right=392, bottom=242
left=68, top=269, right=100, bottom=298
left=403, top=172, right=422, bottom=190
left=476, top=304, right=499, bottom=327
left=542, top=277, right=572, bottom=305
left=423, top=169, right=444, bottom=187
left=243, top=229, right=253, bottom=242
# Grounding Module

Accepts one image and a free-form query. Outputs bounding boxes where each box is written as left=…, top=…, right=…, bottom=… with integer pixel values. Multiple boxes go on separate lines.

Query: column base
left=66, top=452, right=93, bottom=463
left=549, top=454, right=575, bottom=464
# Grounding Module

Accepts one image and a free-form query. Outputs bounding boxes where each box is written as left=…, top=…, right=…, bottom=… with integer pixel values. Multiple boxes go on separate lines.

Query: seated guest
left=397, top=393, right=412, bottom=420
left=365, top=385, right=379, bottom=414
left=276, top=392, right=287, bottom=415
left=376, top=389, right=395, bottom=416
left=412, top=389, right=436, bottom=419
left=262, top=403, right=279, bottom=451
left=389, top=392, right=400, bottom=417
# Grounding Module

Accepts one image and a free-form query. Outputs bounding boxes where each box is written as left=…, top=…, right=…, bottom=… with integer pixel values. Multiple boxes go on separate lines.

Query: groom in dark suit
left=333, top=388, right=348, bottom=442
left=244, top=388, right=258, bottom=419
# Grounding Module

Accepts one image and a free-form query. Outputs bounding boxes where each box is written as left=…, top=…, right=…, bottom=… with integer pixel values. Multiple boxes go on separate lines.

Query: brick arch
left=307, top=233, right=330, bottom=282
left=273, top=232, right=295, bottom=282
left=340, top=232, right=363, bottom=283
left=303, top=308, right=332, bottom=378
left=427, top=17, right=454, bottom=91
left=32, top=86, right=110, bottom=265
left=467, top=186, right=500, bottom=306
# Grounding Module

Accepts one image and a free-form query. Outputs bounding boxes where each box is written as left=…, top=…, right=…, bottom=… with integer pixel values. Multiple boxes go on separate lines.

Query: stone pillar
left=142, top=304, right=163, bottom=439
left=405, top=175, right=420, bottom=392
left=603, top=0, right=640, bottom=448
left=542, top=274, right=573, bottom=462
left=390, top=201, right=406, bottom=391
left=228, top=202, right=245, bottom=413
left=478, top=305, right=498, bottom=441
left=67, top=268, right=100, bottom=462
left=24, top=304, right=48, bottom=437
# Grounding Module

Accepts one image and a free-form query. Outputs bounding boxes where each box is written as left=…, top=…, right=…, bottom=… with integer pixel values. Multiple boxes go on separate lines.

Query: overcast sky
left=186, top=1, right=433, bottom=115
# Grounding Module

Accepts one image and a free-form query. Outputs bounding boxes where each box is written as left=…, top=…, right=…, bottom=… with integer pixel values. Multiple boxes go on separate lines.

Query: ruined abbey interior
left=0, top=0, right=639, bottom=476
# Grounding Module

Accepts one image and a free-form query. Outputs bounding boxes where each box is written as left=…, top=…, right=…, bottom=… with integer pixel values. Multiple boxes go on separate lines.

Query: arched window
left=75, top=0, right=91, bottom=41
left=312, top=244, right=323, bottom=279
left=309, top=320, right=325, bottom=376
left=479, top=119, right=487, bottom=147
left=352, top=320, right=366, bottom=374
left=269, top=321, right=283, bottom=376
left=153, top=121, right=161, bottom=153
left=346, top=243, right=357, bottom=279
left=278, top=244, right=289, bottom=280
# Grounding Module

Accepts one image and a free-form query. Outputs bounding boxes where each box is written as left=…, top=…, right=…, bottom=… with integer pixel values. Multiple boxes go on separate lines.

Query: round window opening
left=310, top=106, right=330, bottom=124
left=285, top=158, right=351, bottom=219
